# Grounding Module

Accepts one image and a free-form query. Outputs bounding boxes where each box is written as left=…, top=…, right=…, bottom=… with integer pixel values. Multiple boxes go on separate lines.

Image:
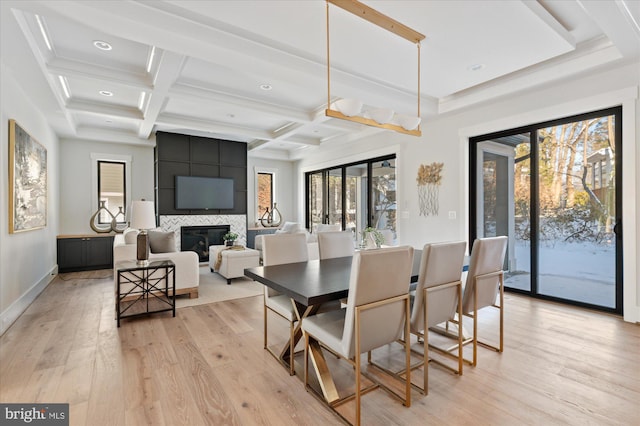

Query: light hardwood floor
left=1, top=270, right=639, bottom=425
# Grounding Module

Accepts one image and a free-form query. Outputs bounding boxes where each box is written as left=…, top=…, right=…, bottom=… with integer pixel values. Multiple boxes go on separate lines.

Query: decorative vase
left=110, top=206, right=128, bottom=233
left=260, top=203, right=283, bottom=228
left=89, top=201, right=114, bottom=233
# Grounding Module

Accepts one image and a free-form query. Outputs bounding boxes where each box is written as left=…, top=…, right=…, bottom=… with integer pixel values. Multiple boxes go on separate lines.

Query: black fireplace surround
left=180, top=225, right=230, bottom=262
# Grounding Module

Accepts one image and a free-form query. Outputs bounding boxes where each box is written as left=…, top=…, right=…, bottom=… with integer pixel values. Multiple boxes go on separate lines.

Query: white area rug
left=176, top=266, right=263, bottom=309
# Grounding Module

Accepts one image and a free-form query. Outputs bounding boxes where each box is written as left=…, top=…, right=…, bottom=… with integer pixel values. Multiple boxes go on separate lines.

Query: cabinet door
left=58, top=238, right=86, bottom=270
left=85, top=237, right=113, bottom=268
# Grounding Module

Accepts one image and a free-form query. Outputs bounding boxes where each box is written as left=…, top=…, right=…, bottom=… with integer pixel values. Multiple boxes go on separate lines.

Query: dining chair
left=409, top=241, right=466, bottom=394
left=318, top=231, right=355, bottom=260
left=261, top=232, right=309, bottom=375
left=458, top=236, right=508, bottom=366
left=302, top=246, right=414, bottom=426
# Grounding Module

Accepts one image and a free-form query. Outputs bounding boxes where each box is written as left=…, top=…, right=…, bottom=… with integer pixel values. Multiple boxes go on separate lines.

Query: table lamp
left=129, top=199, right=156, bottom=266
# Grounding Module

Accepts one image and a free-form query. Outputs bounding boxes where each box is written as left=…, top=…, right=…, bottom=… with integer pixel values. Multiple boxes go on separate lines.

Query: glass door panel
left=372, top=159, right=397, bottom=242
left=327, top=168, right=342, bottom=227
left=478, top=135, right=531, bottom=292
left=537, top=116, right=617, bottom=308
left=345, top=163, right=367, bottom=239
left=308, top=172, right=324, bottom=232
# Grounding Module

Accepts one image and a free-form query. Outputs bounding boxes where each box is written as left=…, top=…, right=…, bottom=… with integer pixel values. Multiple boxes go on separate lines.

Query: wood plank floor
left=1, top=270, right=639, bottom=425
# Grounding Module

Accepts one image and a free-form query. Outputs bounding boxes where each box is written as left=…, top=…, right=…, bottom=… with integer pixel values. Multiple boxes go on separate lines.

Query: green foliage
left=223, top=232, right=238, bottom=242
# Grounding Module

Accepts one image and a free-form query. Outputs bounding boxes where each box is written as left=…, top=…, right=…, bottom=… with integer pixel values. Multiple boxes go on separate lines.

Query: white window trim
left=254, top=167, right=277, bottom=223
left=91, top=153, right=132, bottom=220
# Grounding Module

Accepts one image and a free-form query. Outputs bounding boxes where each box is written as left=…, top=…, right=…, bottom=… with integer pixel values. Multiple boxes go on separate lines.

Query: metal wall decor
left=417, top=162, right=444, bottom=216
left=90, top=201, right=128, bottom=233
left=260, top=202, right=282, bottom=228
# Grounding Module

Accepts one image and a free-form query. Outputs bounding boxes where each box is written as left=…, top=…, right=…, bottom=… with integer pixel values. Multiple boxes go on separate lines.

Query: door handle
left=613, top=218, right=621, bottom=235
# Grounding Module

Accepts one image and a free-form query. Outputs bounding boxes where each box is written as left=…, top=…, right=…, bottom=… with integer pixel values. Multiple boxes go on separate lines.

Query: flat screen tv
left=175, top=176, right=234, bottom=210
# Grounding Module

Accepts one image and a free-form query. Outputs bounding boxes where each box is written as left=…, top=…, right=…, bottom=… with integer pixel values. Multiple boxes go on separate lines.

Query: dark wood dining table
left=244, top=249, right=424, bottom=403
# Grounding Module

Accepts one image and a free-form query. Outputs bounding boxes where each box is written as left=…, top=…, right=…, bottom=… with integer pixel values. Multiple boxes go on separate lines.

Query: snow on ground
left=505, top=239, right=615, bottom=308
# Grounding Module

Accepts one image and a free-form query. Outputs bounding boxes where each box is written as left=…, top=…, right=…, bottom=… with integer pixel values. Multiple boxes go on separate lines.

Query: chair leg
left=263, top=297, right=268, bottom=350
left=404, top=297, right=411, bottom=407
left=423, top=288, right=429, bottom=395
left=499, top=273, right=504, bottom=353
left=304, top=332, right=309, bottom=390
left=473, top=284, right=478, bottom=367
left=289, top=319, right=295, bottom=376
left=457, top=283, right=464, bottom=375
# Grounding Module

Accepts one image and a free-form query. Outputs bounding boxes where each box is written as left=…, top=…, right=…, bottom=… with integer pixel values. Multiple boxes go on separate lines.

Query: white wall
left=247, top=157, right=295, bottom=227
left=295, top=62, right=639, bottom=322
left=0, top=64, right=60, bottom=334
left=58, top=139, right=155, bottom=234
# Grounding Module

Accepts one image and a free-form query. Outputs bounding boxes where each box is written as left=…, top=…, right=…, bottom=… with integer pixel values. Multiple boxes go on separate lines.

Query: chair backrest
left=342, top=246, right=414, bottom=358
left=461, top=236, right=508, bottom=314
left=262, top=233, right=309, bottom=297
left=410, top=241, right=466, bottom=333
left=262, top=233, right=308, bottom=266
left=318, top=231, right=355, bottom=260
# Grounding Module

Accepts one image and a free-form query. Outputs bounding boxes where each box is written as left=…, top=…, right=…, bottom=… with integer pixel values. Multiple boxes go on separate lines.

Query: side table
left=116, top=260, right=176, bottom=327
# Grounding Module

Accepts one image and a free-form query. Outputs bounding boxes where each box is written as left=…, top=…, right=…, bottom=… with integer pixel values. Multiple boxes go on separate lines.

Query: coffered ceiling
left=1, top=1, right=639, bottom=160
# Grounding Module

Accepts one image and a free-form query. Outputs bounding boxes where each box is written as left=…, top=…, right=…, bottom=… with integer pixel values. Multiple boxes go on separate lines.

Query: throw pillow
left=280, top=222, right=300, bottom=233
left=148, top=230, right=176, bottom=253
left=316, top=223, right=341, bottom=233
left=123, top=228, right=139, bottom=244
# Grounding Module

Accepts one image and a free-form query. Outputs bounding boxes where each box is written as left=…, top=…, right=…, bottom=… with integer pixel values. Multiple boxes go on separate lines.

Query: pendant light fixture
left=325, top=0, right=425, bottom=136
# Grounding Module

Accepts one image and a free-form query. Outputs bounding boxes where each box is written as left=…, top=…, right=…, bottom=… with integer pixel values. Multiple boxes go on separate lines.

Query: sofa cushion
left=278, top=222, right=300, bottom=233
left=148, top=230, right=176, bottom=253
left=123, top=228, right=139, bottom=244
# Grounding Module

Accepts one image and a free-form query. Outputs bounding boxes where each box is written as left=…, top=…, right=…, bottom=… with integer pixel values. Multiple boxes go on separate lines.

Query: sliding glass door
left=471, top=107, right=622, bottom=313
left=306, top=155, right=395, bottom=240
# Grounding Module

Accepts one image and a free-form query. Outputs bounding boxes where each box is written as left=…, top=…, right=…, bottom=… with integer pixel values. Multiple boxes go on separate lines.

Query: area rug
left=175, top=266, right=264, bottom=309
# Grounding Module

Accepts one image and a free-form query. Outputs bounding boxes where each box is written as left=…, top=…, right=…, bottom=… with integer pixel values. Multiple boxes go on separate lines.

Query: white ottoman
left=209, top=245, right=260, bottom=284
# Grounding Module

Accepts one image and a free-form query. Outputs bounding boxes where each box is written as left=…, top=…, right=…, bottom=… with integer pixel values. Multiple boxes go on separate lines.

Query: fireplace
left=180, top=225, right=230, bottom=262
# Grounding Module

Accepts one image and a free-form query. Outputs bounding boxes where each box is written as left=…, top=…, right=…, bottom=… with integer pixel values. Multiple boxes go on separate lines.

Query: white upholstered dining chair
left=302, top=246, right=414, bottom=425
left=459, top=236, right=508, bottom=366
left=409, top=241, right=466, bottom=394
left=317, top=231, right=355, bottom=260
left=261, top=232, right=309, bottom=375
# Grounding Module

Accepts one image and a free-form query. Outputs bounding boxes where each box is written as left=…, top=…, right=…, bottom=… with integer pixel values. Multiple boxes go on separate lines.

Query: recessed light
left=99, top=90, right=113, bottom=97
left=93, top=40, right=112, bottom=51
left=468, top=63, right=485, bottom=71
left=259, top=84, right=273, bottom=91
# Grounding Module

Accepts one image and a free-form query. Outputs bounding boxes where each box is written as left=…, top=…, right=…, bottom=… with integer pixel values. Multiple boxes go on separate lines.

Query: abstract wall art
left=9, top=119, right=47, bottom=233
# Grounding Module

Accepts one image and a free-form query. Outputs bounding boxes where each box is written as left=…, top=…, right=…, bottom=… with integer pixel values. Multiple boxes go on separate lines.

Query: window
left=305, top=155, right=396, bottom=241
left=257, top=172, right=273, bottom=218
left=97, top=161, right=126, bottom=223
left=255, top=167, right=277, bottom=223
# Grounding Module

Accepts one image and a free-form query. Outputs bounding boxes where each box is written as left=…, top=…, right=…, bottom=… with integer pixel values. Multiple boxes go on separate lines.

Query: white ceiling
left=1, top=0, right=639, bottom=160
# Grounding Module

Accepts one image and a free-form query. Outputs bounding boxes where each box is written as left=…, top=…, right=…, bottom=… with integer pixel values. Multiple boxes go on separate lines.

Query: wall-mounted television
left=175, top=176, right=234, bottom=210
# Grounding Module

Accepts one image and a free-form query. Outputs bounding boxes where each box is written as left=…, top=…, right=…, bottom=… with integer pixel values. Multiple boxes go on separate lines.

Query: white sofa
left=113, top=233, right=200, bottom=298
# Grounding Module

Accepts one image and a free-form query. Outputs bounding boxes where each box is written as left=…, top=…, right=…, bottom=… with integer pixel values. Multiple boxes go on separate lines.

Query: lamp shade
left=366, top=108, right=395, bottom=124
left=130, top=200, right=156, bottom=230
left=396, top=114, right=422, bottom=131
left=333, top=98, right=363, bottom=117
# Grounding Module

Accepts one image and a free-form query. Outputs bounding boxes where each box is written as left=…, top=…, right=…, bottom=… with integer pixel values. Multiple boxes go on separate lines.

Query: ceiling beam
left=138, top=50, right=186, bottom=138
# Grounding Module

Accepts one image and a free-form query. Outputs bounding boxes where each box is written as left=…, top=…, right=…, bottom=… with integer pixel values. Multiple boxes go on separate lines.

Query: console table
left=116, top=260, right=175, bottom=327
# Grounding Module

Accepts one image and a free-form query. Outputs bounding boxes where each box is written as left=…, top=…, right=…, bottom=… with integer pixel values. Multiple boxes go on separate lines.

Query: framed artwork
left=8, top=119, right=47, bottom=233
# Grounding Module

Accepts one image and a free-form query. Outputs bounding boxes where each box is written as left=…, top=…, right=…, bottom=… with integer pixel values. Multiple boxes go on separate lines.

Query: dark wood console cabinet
left=57, top=234, right=114, bottom=273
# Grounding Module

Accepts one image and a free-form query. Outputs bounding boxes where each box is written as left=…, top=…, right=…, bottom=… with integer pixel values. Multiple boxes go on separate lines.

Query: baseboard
left=0, top=264, right=58, bottom=336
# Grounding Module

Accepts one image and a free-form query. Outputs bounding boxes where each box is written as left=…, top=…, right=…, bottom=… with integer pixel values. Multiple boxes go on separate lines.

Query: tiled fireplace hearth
left=159, top=215, right=247, bottom=261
